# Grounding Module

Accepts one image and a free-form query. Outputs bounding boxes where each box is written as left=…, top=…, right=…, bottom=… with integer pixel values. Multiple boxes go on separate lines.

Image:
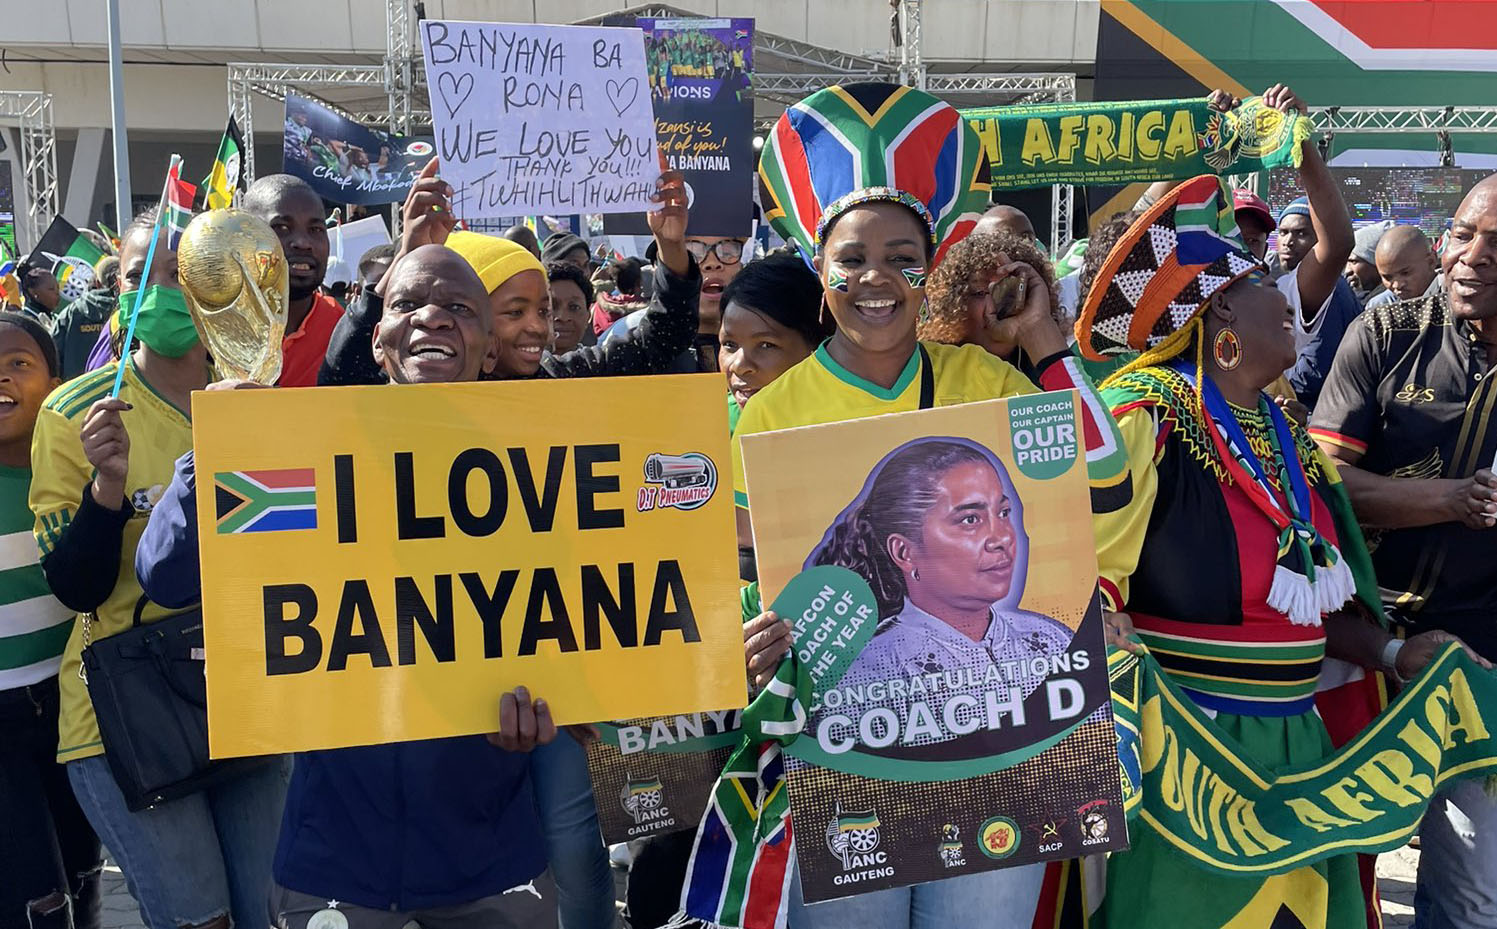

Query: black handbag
left=81, top=595, right=270, bottom=811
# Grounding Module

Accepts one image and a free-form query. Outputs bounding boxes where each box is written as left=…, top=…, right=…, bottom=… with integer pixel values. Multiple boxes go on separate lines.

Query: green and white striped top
left=0, top=465, right=73, bottom=690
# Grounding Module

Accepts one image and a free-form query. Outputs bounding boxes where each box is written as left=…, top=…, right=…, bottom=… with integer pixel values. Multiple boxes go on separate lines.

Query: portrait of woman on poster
left=808, top=438, right=1074, bottom=720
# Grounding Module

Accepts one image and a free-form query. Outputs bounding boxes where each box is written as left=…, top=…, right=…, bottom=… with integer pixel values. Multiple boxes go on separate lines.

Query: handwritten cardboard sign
left=420, top=20, right=661, bottom=219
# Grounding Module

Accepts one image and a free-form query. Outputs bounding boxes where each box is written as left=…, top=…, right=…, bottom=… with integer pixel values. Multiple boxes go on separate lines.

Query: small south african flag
left=164, top=159, right=197, bottom=251
left=214, top=468, right=317, bottom=534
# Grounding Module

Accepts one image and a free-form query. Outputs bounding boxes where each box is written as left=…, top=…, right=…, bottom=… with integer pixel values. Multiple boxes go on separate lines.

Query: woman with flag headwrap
left=1077, top=175, right=1488, bottom=929
left=700, top=82, right=1132, bottom=929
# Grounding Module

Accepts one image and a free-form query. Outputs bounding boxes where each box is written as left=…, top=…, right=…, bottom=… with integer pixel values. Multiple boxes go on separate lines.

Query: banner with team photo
left=739, top=393, right=1125, bottom=903
left=604, top=17, right=755, bottom=238
left=585, top=712, right=740, bottom=843
left=283, top=92, right=434, bottom=205
left=193, top=375, right=744, bottom=758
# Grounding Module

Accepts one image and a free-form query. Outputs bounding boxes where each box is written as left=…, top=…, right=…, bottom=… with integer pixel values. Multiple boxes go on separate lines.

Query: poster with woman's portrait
left=740, top=393, right=1125, bottom=903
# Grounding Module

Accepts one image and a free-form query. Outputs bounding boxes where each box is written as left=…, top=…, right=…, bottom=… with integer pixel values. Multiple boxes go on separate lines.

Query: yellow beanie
left=446, top=231, right=547, bottom=294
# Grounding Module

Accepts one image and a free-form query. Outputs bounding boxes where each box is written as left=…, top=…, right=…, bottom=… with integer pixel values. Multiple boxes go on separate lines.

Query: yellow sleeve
left=30, top=405, right=92, bottom=559
left=1092, top=404, right=1161, bottom=612
left=732, top=394, right=775, bottom=512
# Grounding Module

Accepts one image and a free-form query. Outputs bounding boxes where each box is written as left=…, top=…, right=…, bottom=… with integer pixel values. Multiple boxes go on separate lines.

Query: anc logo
left=826, top=806, right=881, bottom=870
left=620, top=773, right=669, bottom=827
left=978, top=816, right=1021, bottom=859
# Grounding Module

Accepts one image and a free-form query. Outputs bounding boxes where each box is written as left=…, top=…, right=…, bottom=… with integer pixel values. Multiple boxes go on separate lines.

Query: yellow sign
left=194, top=375, right=745, bottom=757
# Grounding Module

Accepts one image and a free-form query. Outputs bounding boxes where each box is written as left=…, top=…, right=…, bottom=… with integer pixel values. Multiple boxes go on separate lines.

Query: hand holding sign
left=490, top=685, right=558, bottom=752
left=420, top=20, right=661, bottom=220
left=374, top=158, right=455, bottom=298
left=648, top=165, right=691, bottom=276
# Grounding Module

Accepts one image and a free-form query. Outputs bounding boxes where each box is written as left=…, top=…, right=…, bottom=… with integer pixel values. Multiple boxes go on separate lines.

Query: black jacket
left=318, top=255, right=701, bottom=386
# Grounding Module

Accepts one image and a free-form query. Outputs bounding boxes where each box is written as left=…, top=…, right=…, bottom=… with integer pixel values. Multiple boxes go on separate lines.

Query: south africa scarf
left=1169, top=360, right=1355, bottom=625
left=666, top=634, right=811, bottom=929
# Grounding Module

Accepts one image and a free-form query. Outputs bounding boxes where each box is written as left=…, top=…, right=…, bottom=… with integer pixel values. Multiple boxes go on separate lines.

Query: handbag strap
left=917, top=344, right=935, bottom=410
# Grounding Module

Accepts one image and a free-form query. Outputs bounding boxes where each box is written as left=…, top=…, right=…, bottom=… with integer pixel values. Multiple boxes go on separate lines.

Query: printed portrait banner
left=962, top=95, right=1311, bottom=191
left=1111, top=643, right=1497, bottom=876
left=193, top=375, right=743, bottom=757
left=282, top=93, right=433, bottom=205
left=740, top=394, right=1124, bottom=903
left=604, top=17, right=756, bottom=238
left=586, top=711, right=739, bottom=844
left=420, top=20, right=662, bottom=220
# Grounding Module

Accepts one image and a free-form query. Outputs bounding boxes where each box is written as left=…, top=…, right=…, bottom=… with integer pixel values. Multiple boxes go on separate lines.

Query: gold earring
left=1213, top=327, right=1242, bottom=371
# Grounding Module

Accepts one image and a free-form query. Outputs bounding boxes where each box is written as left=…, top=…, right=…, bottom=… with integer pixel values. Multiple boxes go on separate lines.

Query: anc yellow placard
left=193, top=375, right=745, bottom=758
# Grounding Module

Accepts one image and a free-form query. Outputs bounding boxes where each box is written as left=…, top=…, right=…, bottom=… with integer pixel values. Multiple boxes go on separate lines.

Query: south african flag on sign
left=214, top=469, right=317, bottom=534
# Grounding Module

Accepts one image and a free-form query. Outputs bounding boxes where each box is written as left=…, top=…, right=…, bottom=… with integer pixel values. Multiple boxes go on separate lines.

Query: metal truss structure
left=0, top=91, right=59, bottom=250
left=1310, top=106, right=1497, bottom=134
left=898, top=0, right=924, bottom=89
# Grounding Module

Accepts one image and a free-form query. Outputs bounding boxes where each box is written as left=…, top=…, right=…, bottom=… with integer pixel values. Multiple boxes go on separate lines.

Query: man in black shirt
left=1311, top=173, right=1497, bottom=929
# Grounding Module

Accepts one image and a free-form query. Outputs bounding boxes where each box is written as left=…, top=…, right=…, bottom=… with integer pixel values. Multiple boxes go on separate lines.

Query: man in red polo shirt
left=242, top=175, right=341, bottom=387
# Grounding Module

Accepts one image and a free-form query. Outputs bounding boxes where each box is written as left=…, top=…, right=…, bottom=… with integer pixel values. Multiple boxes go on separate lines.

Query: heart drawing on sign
left=606, top=77, right=640, bottom=117
left=437, top=72, right=475, bottom=119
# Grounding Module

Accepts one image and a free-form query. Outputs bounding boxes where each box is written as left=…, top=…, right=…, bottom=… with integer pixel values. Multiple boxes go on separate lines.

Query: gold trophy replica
left=177, top=210, right=289, bottom=385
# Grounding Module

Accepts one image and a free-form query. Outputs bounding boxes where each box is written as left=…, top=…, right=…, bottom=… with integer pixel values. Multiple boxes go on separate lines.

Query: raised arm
left=541, top=170, right=701, bottom=378
left=1268, top=84, right=1352, bottom=319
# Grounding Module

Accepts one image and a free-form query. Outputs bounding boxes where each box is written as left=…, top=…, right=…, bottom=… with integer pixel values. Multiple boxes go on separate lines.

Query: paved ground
left=99, top=847, right=1426, bottom=929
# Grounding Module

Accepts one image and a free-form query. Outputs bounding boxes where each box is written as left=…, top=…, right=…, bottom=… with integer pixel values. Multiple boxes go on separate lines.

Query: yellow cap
left=446, top=231, right=547, bottom=294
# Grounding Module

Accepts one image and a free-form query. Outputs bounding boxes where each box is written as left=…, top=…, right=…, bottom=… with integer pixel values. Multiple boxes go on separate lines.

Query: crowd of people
left=2, top=75, right=1496, bottom=929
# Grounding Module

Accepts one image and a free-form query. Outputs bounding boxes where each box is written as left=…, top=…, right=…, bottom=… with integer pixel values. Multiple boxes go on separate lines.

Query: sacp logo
left=978, top=816, right=1021, bottom=859
left=406, top=140, right=434, bottom=157
left=636, top=452, right=717, bottom=512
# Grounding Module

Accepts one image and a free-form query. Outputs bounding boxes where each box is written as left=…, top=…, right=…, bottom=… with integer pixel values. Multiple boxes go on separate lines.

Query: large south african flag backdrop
left=1087, top=0, right=1497, bottom=224
left=214, top=469, right=317, bottom=534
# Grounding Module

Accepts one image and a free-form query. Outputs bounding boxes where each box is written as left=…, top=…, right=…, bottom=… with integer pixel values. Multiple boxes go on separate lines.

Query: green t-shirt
left=0, top=464, right=73, bottom=690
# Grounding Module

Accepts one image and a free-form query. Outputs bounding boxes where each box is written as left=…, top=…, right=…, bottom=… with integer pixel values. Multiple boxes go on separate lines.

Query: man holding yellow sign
left=137, top=233, right=743, bottom=928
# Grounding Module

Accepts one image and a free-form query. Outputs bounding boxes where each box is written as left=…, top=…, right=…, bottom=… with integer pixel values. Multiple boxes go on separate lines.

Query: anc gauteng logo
left=620, top=774, right=668, bottom=825
left=826, top=806, right=881, bottom=870
left=636, top=452, right=717, bottom=512
left=214, top=468, right=318, bottom=534
left=978, top=816, right=1021, bottom=859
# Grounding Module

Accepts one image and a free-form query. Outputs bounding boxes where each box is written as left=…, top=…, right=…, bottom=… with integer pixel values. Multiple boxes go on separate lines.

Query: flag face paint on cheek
left=902, top=267, right=927, bottom=289
left=827, top=268, right=849, bottom=293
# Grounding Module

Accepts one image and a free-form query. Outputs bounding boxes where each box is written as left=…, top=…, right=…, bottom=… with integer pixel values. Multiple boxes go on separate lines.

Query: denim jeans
left=270, top=874, right=557, bottom=929
left=1415, top=778, right=1497, bottom=929
left=531, top=732, right=616, bottom=929
left=786, top=860, right=1045, bottom=929
left=0, top=678, right=102, bottom=929
left=67, top=754, right=290, bottom=929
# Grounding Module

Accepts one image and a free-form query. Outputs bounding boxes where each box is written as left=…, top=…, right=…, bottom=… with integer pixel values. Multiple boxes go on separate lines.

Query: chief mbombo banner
left=740, top=394, right=1125, bottom=903
left=283, top=92, right=434, bottom=205
left=963, top=95, right=1309, bottom=191
left=194, top=376, right=744, bottom=757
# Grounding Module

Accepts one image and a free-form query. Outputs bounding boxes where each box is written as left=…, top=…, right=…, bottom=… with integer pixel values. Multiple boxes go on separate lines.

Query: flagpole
left=110, top=154, right=179, bottom=399
left=105, top=0, right=132, bottom=233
